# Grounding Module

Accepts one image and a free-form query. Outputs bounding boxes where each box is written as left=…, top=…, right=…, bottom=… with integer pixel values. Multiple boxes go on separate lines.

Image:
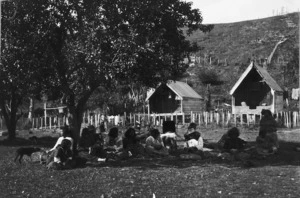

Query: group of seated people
left=44, top=109, right=279, bottom=170
left=216, top=109, right=279, bottom=159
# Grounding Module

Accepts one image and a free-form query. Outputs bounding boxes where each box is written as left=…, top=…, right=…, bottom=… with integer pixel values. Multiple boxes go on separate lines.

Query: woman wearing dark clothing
left=122, top=128, right=145, bottom=157
left=256, top=109, right=279, bottom=154
left=223, top=127, right=247, bottom=152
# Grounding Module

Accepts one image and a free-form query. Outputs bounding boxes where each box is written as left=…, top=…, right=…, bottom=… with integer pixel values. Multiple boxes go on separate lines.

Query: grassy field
left=1, top=126, right=300, bottom=198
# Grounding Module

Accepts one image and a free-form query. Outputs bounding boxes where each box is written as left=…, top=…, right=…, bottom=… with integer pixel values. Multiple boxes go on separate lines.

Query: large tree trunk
left=66, top=92, right=91, bottom=154
left=0, top=91, right=21, bottom=140
left=68, top=106, right=84, bottom=152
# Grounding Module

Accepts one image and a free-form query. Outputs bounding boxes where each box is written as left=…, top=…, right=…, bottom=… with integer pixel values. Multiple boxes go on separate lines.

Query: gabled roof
left=146, top=80, right=203, bottom=101
left=229, top=62, right=283, bottom=95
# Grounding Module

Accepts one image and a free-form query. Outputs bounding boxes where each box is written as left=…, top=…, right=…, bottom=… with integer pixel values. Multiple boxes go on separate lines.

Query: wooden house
left=146, top=81, right=204, bottom=114
left=229, top=62, right=283, bottom=114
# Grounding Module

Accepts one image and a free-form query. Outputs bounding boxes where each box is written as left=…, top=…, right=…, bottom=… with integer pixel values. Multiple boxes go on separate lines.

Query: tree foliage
left=0, top=0, right=52, bottom=139
left=1, top=0, right=212, bottom=143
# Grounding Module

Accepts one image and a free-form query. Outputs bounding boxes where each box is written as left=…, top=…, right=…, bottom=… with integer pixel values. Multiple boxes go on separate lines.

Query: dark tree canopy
left=1, top=0, right=212, bottom=143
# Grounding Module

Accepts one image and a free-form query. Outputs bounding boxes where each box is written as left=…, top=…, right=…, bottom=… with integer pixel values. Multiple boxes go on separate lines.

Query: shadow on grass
left=86, top=140, right=300, bottom=170
left=0, top=136, right=57, bottom=148
left=2, top=137, right=300, bottom=170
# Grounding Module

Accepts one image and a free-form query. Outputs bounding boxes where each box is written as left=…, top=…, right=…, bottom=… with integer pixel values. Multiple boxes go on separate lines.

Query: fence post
left=227, top=111, right=231, bottom=126
left=32, top=117, right=35, bottom=129
left=234, top=114, right=237, bottom=127
left=285, top=112, right=288, bottom=128
left=138, top=113, right=140, bottom=125
left=182, top=113, right=185, bottom=125
left=204, top=112, right=207, bottom=127
left=129, top=113, right=132, bottom=126
left=40, top=117, right=43, bottom=129
left=247, top=114, right=249, bottom=127
left=87, top=113, right=90, bottom=126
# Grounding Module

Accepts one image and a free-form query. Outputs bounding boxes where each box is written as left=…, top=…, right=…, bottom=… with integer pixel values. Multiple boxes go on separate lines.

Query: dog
left=29, top=136, right=38, bottom=144
left=14, top=147, right=41, bottom=163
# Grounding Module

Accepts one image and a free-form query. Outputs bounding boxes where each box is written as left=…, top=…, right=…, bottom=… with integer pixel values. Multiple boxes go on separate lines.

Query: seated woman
left=104, top=127, right=123, bottom=152
left=46, top=139, right=73, bottom=170
left=145, top=128, right=169, bottom=157
left=256, top=109, right=279, bottom=154
left=48, top=125, right=73, bottom=153
left=223, top=127, right=247, bottom=153
left=184, top=123, right=204, bottom=155
left=122, top=128, right=145, bottom=158
left=79, top=125, right=102, bottom=154
left=101, top=127, right=127, bottom=161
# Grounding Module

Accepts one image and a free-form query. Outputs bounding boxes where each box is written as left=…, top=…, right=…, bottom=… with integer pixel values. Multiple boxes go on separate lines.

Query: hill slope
left=184, top=12, right=299, bottom=108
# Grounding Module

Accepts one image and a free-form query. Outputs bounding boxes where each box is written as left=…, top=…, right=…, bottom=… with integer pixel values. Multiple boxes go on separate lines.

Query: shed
left=229, top=62, right=283, bottom=114
left=146, top=80, right=204, bottom=114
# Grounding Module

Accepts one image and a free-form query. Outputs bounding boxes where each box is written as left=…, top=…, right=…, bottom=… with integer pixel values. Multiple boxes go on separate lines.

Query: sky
left=189, top=0, right=300, bottom=24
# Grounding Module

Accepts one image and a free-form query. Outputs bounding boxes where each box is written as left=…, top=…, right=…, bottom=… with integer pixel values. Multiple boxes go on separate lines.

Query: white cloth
left=291, top=88, right=300, bottom=100
left=160, top=132, right=177, bottom=139
left=49, top=137, right=73, bottom=152
left=186, top=137, right=204, bottom=151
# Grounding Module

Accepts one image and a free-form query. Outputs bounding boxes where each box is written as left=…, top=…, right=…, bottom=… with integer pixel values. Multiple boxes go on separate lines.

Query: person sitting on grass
left=104, top=127, right=123, bottom=151
left=101, top=127, right=126, bottom=161
left=256, top=109, right=279, bottom=154
left=122, top=127, right=146, bottom=158
left=48, top=125, right=73, bottom=154
left=223, top=127, right=247, bottom=153
left=46, top=139, right=73, bottom=170
left=145, top=128, right=169, bottom=157
left=183, top=123, right=204, bottom=155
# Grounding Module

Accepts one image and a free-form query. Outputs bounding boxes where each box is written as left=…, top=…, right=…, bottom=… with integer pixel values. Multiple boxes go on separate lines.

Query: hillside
left=183, top=12, right=299, bottom=109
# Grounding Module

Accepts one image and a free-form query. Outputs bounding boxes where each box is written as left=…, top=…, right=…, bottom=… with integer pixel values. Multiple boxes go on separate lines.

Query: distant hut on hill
left=229, top=62, right=283, bottom=114
left=146, top=81, right=204, bottom=114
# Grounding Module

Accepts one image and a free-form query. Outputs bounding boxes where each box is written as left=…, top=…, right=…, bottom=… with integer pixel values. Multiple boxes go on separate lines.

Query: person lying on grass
left=145, top=128, right=169, bottom=157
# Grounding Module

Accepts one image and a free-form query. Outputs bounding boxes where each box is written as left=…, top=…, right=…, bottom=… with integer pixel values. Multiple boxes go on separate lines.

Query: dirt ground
left=0, top=126, right=300, bottom=198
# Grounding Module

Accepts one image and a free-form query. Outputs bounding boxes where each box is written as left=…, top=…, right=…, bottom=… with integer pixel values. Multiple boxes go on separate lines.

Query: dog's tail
left=14, top=154, right=18, bottom=162
left=14, top=150, right=20, bottom=163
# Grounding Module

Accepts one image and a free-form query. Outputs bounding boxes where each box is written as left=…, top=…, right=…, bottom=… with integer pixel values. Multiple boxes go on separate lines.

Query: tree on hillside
left=197, top=67, right=224, bottom=111
left=285, top=47, right=299, bottom=87
left=3, top=0, right=212, bottom=145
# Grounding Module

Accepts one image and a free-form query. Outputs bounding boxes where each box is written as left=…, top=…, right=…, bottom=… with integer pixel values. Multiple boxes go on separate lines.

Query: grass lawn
left=1, top=126, right=300, bottom=198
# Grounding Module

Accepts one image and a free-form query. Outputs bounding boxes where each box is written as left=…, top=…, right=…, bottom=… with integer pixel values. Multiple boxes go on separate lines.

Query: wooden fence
left=1, top=110, right=298, bottom=131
